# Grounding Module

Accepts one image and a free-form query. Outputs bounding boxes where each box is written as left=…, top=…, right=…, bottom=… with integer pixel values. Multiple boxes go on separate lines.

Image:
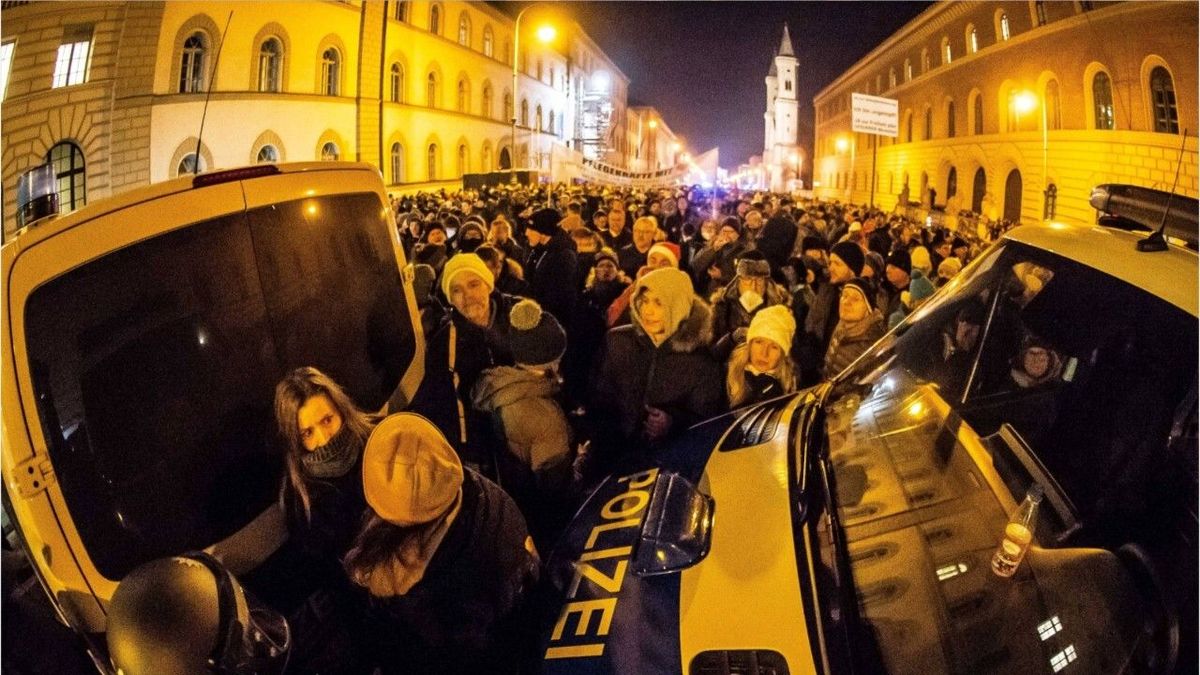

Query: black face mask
left=300, top=426, right=361, bottom=479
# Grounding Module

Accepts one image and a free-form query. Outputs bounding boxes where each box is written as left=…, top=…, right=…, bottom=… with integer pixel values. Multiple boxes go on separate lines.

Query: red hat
left=648, top=242, right=680, bottom=268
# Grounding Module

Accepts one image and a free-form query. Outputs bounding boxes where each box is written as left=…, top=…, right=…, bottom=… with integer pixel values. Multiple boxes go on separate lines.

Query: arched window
left=1045, top=80, right=1061, bottom=130
left=535, top=104, right=543, bottom=132
left=457, top=143, right=467, bottom=176
left=946, top=167, right=958, bottom=198
left=536, top=58, right=544, bottom=81
left=390, top=143, right=404, bottom=183
left=548, top=110, right=556, bottom=136
left=427, top=143, right=438, bottom=180
left=179, top=31, right=207, bottom=93
left=177, top=152, right=205, bottom=176
left=1093, top=71, right=1115, bottom=130
left=921, top=48, right=930, bottom=74
left=482, top=144, right=492, bottom=171
left=906, top=113, right=913, bottom=142
left=520, top=98, right=529, bottom=127
left=942, top=38, right=952, bottom=65
left=973, top=92, right=984, bottom=134
left=257, top=37, right=282, bottom=92
left=321, top=48, right=340, bottom=96
left=1035, top=1, right=1047, bottom=26
left=499, top=146, right=511, bottom=170
left=429, top=5, right=441, bottom=35
left=483, top=25, right=494, bottom=57
left=1000, top=13, right=1011, bottom=40
left=889, top=68, right=896, bottom=89
left=481, top=82, right=493, bottom=118
left=904, top=58, right=912, bottom=81
left=458, top=12, right=470, bottom=46
left=256, top=144, right=279, bottom=163
left=427, top=71, right=438, bottom=107
left=456, top=78, right=468, bottom=112
left=47, top=141, right=86, bottom=211
left=1150, top=66, right=1179, bottom=133
left=395, top=1, right=409, bottom=22
left=321, top=142, right=339, bottom=161
left=924, top=108, right=932, bottom=139
left=968, top=26, right=978, bottom=53
left=390, top=63, right=403, bottom=102
left=947, top=100, right=956, bottom=137
left=504, top=91, right=513, bottom=122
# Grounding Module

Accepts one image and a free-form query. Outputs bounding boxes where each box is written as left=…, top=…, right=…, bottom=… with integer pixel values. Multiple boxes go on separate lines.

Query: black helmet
left=107, top=552, right=290, bottom=674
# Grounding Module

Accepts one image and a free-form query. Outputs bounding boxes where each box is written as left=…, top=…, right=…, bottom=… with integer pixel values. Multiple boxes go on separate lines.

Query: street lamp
left=1015, top=89, right=1048, bottom=218
left=511, top=7, right=556, bottom=182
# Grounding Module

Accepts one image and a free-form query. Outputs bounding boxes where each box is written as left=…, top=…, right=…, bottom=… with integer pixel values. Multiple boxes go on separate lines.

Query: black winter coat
left=590, top=296, right=725, bottom=466
left=526, top=230, right=577, bottom=324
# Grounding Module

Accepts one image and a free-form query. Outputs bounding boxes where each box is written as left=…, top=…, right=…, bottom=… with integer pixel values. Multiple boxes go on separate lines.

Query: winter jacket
left=732, top=370, right=790, bottom=409
left=284, top=468, right=366, bottom=563
left=690, top=241, right=745, bottom=297
left=590, top=296, right=725, bottom=465
left=471, top=366, right=572, bottom=494
left=362, top=469, right=538, bottom=661
left=617, top=243, right=650, bottom=280
left=709, top=278, right=791, bottom=361
left=525, top=230, right=577, bottom=325
left=824, top=310, right=886, bottom=377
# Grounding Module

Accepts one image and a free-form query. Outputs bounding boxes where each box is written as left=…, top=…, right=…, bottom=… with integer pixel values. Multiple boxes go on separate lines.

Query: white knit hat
left=745, top=305, right=796, bottom=353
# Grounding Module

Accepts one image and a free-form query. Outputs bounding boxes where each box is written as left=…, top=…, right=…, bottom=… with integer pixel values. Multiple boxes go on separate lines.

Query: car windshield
left=813, top=237, right=1197, bottom=674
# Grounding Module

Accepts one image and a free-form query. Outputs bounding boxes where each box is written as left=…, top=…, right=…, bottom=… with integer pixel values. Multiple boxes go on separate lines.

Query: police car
left=539, top=185, right=1197, bottom=674
left=1, top=162, right=423, bottom=669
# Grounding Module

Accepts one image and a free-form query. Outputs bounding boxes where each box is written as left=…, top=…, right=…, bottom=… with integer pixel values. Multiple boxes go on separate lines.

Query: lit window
left=256, top=145, right=279, bottom=164
left=390, top=63, right=403, bottom=102
left=969, top=27, right=978, bottom=53
left=943, top=41, right=952, bottom=64
left=1046, top=80, right=1061, bottom=130
left=1049, top=645, right=1077, bottom=672
left=481, top=83, right=492, bottom=117
left=0, top=41, right=14, bottom=99
left=429, top=5, right=441, bottom=34
left=535, top=104, right=543, bottom=132
left=427, top=143, right=438, bottom=179
left=47, top=141, right=86, bottom=212
left=483, top=26, right=494, bottom=57
left=935, top=562, right=969, bottom=581
left=520, top=98, right=529, bottom=126
left=889, top=68, right=896, bottom=88
left=427, top=72, right=437, bottom=106
left=458, top=13, right=470, bottom=46
left=53, top=25, right=93, bottom=88
left=176, top=152, right=205, bottom=176
left=1093, top=71, right=1115, bottom=130
left=320, top=142, right=339, bottom=161
left=321, top=48, right=340, bottom=96
left=504, top=92, right=513, bottom=121
left=1000, top=13, right=1011, bottom=40
left=1150, top=66, right=1179, bottom=133
left=1037, top=616, right=1064, bottom=641
left=178, top=31, right=206, bottom=93
left=904, top=59, right=912, bottom=81
left=456, top=78, right=468, bottom=112
left=257, top=37, right=282, bottom=92
left=457, top=143, right=467, bottom=176
left=548, top=110, right=556, bottom=136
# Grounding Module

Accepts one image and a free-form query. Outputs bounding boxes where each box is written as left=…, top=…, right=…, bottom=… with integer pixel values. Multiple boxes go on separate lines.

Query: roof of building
left=777, top=22, right=795, bottom=57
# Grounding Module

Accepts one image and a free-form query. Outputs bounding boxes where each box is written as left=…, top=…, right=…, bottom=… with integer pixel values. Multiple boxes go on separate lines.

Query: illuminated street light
left=1016, top=89, right=1049, bottom=219
left=835, top=137, right=849, bottom=152
left=1014, top=91, right=1037, bottom=114
left=648, top=119, right=658, bottom=129
left=511, top=5, right=559, bottom=182
left=590, top=70, right=610, bottom=91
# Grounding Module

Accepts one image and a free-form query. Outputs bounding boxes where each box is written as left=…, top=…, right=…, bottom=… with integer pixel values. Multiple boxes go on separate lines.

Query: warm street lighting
left=672, top=141, right=681, bottom=152
left=1014, top=91, right=1037, bottom=114
left=1016, top=89, right=1050, bottom=219
left=835, top=137, right=849, bottom=152
left=648, top=119, right=658, bottom=129
left=511, top=5, right=559, bottom=182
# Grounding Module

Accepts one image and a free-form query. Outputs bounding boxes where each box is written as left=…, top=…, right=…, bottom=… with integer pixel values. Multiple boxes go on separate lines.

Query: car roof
left=4, top=161, right=383, bottom=251
left=1003, top=221, right=1198, bottom=318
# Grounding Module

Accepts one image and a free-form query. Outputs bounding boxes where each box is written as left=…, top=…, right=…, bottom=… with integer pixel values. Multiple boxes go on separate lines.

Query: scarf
left=300, top=427, right=361, bottom=479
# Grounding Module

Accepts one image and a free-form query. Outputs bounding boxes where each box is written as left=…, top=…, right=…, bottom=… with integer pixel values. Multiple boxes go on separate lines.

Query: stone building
left=626, top=105, right=682, bottom=174
left=0, top=0, right=635, bottom=236
left=812, top=0, right=1197, bottom=226
left=762, top=23, right=802, bottom=192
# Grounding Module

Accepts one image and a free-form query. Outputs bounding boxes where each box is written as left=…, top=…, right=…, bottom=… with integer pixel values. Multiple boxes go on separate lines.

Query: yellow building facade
left=812, top=0, right=1197, bottom=226
left=1, top=0, right=634, bottom=236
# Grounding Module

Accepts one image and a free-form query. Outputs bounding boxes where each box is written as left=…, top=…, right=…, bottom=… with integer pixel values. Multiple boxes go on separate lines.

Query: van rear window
left=24, top=192, right=413, bottom=579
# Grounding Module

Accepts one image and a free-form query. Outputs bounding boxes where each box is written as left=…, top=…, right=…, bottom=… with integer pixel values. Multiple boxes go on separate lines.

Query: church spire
left=777, top=22, right=795, bottom=57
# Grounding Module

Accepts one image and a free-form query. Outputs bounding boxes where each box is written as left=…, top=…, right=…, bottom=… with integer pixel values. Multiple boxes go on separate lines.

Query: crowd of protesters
left=269, top=181, right=1009, bottom=673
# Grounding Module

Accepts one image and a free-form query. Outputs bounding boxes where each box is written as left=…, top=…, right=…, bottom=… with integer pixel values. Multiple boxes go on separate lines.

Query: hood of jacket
left=471, top=365, right=560, bottom=412
left=632, top=295, right=713, bottom=353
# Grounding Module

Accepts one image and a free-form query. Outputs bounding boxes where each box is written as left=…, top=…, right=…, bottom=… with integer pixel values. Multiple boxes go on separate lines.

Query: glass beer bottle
left=991, top=485, right=1043, bottom=578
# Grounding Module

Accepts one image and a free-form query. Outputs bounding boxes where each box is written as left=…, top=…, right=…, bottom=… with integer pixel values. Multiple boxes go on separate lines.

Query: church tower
left=764, top=24, right=801, bottom=191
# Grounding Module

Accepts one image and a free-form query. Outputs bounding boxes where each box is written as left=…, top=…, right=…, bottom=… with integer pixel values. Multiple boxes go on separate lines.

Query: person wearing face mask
left=823, top=278, right=886, bottom=378
left=709, top=250, right=791, bottom=362
left=589, top=268, right=724, bottom=476
left=726, top=306, right=798, bottom=408
left=691, top=217, right=746, bottom=296
left=684, top=219, right=716, bottom=276
left=454, top=220, right=487, bottom=254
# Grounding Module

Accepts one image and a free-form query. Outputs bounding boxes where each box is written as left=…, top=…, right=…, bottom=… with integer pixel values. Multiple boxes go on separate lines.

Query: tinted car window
left=24, top=192, right=413, bottom=579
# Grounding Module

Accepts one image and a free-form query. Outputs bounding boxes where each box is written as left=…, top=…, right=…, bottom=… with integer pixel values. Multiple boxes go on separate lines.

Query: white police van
left=1, top=162, right=423, bottom=669
left=539, top=185, right=1197, bottom=674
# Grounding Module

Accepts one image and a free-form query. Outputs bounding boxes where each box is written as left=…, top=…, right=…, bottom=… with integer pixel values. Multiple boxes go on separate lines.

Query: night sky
left=495, top=1, right=933, bottom=170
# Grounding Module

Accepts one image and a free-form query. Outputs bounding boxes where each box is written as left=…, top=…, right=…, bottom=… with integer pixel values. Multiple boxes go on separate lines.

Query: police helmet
left=107, top=552, right=290, bottom=674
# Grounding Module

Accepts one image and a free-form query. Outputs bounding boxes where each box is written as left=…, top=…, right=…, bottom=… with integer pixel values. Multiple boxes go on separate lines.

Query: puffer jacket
left=590, top=296, right=725, bottom=465
left=470, top=366, right=572, bottom=493
left=823, top=309, right=886, bottom=377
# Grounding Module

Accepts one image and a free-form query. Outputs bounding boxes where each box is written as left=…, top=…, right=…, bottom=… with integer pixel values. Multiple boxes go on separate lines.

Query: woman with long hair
left=274, top=366, right=376, bottom=558
left=726, top=305, right=798, bottom=409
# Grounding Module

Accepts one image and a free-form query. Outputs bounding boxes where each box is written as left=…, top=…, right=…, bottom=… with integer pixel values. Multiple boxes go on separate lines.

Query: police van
left=1, top=162, right=423, bottom=668
left=539, top=185, right=1198, bottom=674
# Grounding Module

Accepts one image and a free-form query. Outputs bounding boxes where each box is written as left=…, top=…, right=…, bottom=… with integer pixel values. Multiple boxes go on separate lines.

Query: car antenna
left=1136, top=127, right=1189, bottom=252
left=193, top=11, right=234, bottom=176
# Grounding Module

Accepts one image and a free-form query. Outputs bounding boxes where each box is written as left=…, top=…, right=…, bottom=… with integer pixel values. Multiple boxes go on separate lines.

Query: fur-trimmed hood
left=632, top=295, right=714, bottom=353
